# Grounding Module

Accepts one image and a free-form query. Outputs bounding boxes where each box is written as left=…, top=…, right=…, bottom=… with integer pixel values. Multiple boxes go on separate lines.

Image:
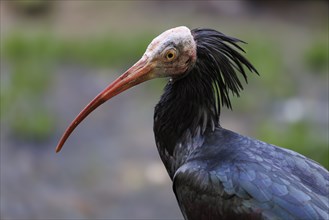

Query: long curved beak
left=56, top=55, right=154, bottom=153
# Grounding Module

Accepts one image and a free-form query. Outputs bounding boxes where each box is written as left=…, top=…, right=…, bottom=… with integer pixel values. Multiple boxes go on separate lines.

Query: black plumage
left=154, top=28, right=257, bottom=160
left=154, top=28, right=328, bottom=219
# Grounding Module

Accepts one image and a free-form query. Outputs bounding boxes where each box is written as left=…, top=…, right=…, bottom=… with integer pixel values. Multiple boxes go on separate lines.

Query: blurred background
left=1, top=1, right=328, bottom=219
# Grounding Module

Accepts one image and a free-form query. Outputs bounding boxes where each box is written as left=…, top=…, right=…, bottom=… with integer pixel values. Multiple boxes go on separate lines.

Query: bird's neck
left=153, top=73, right=220, bottom=178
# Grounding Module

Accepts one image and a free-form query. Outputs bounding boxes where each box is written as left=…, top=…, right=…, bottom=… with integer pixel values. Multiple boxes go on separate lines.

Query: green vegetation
left=3, top=31, right=151, bottom=68
left=304, top=38, right=329, bottom=73
left=244, top=37, right=295, bottom=97
left=258, top=121, right=329, bottom=169
left=1, top=31, right=152, bottom=141
left=1, top=58, right=53, bottom=142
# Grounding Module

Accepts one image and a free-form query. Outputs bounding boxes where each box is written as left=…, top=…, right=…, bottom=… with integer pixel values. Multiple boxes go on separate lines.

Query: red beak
left=56, top=56, right=153, bottom=153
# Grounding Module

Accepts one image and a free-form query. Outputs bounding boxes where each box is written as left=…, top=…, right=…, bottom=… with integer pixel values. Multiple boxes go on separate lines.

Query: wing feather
left=172, top=128, right=329, bottom=220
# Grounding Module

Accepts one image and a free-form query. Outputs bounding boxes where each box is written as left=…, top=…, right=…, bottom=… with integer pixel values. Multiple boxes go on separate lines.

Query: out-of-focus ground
left=1, top=1, right=328, bottom=219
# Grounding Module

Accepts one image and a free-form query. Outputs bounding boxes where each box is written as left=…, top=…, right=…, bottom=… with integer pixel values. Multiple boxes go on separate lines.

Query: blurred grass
left=304, top=37, right=329, bottom=74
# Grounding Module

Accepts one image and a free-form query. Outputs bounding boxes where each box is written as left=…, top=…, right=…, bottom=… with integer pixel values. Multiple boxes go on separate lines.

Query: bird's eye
left=165, top=49, right=177, bottom=62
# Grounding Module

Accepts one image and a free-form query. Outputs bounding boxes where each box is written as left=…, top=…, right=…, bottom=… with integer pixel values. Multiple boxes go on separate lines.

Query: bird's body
left=56, top=26, right=329, bottom=220
left=160, top=126, right=328, bottom=219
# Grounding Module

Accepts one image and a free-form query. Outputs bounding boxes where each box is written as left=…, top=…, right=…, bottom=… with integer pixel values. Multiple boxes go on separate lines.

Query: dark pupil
left=167, top=53, right=173, bottom=59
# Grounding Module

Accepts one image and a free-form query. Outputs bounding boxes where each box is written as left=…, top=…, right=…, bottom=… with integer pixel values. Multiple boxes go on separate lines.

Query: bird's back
left=173, top=128, right=329, bottom=220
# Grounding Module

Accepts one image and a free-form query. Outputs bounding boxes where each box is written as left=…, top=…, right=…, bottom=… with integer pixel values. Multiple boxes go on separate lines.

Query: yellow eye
left=165, top=49, right=177, bottom=61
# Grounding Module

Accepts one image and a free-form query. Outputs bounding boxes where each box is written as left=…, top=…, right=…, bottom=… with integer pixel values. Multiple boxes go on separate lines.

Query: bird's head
left=56, top=26, right=256, bottom=152
left=143, top=26, right=197, bottom=78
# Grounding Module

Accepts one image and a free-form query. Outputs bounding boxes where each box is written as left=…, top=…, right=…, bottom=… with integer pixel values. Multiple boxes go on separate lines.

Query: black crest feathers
left=191, top=28, right=258, bottom=112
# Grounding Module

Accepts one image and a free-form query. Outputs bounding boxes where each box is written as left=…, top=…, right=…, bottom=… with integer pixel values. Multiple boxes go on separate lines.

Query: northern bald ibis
left=56, top=26, right=329, bottom=220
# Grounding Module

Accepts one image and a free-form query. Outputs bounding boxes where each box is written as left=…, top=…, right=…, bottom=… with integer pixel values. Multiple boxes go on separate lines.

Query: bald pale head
left=145, top=26, right=196, bottom=57
left=143, top=26, right=197, bottom=78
